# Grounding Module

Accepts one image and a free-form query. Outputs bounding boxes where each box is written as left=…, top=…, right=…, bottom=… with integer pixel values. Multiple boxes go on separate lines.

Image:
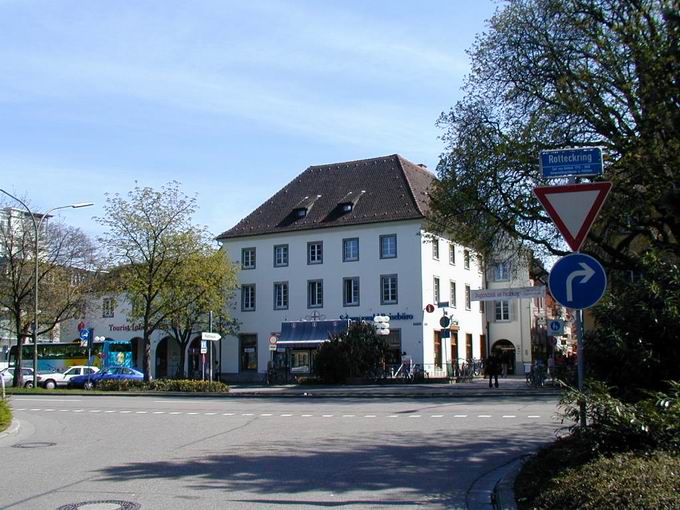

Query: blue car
left=68, top=366, right=144, bottom=389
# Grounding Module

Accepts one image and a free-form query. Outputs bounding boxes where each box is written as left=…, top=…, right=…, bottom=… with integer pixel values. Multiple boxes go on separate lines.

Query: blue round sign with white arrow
left=548, top=253, right=607, bottom=309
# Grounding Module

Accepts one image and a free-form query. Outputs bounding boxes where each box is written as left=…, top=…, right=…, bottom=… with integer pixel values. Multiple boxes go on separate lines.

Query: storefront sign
left=108, top=323, right=144, bottom=332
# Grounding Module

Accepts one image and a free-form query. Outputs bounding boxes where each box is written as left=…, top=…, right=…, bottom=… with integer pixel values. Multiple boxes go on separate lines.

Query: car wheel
left=84, top=380, right=94, bottom=390
left=24, top=380, right=34, bottom=389
left=44, top=380, right=57, bottom=390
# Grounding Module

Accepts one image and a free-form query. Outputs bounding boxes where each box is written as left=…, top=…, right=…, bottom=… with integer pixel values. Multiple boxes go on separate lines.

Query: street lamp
left=0, top=189, right=93, bottom=387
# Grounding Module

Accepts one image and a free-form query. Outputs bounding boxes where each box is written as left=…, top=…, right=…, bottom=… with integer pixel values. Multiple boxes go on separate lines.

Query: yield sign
left=534, top=182, right=612, bottom=252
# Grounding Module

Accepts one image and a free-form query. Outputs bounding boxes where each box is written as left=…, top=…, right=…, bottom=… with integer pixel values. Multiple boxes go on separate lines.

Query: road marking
left=104, top=410, right=116, bottom=413
left=454, top=415, right=468, bottom=418
left=260, top=413, right=273, bottom=417
left=73, top=409, right=84, bottom=413
left=322, top=414, right=333, bottom=418
left=431, top=415, right=444, bottom=418
left=169, top=412, right=182, bottom=415
left=301, top=414, right=312, bottom=417
left=153, top=411, right=165, bottom=414
left=89, top=410, right=102, bottom=413
left=135, top=411, right=148, bottom=414
left=204, top=412, right=217, bottom=416
left=119, top=410, right=131, bottom=414
left=13, top=398, right=81, bottom=402
left=187, top=412, right=199, bottom=415
left=280, top=414, right=293, bottom=417
left=502, top=415, right=516, bottom=418
left=222, top=413, right=235, bottom=416
left=408, top=415, right=421, bottom=418
left=528, top=415, right=541, bottom=418
left=342, top=415, right=355, bottom=418
left=29, top=408, right=41, bottom=411
left=478, top=415, right=492, bottom=418
left=364, top=415, right=376, bottom=418
left=59, top=409, right=70, bottom=412
left=44, top=409, right=55, bottom=412
left=241, top=413, right=254, bottom=416
left=388, top=415, right=398, bottom=418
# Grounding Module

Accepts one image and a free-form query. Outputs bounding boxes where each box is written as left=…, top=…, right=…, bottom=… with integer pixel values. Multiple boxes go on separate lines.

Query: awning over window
left=277, top=320, right=350, bottom=349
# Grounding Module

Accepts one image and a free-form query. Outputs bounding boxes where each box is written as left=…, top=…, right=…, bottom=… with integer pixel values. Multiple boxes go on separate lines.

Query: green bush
left=560, top=380, right=680, bottom=455
left=0, top=398, right=11, bottom=432
left=526, top=450, right=680, bottom=510
left=95, top=378, right=229, bottom=393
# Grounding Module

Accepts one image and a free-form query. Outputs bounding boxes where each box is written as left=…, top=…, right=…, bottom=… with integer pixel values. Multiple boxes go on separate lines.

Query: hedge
left=518, top=448, right=680, bottom=510
left=96, top=379, right=229, bottom=393
left=0, top=398, right=11, bottom=432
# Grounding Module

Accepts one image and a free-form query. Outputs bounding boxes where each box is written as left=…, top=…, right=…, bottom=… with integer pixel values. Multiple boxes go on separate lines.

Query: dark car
left=68, top=366, right=144, bottom=389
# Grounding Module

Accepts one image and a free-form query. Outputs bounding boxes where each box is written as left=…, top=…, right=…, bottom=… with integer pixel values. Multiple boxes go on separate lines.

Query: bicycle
left=526, top=366, right=547, bottom=388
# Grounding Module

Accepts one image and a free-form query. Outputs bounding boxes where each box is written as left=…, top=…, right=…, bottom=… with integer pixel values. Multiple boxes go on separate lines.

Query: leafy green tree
left=431, top=0, right=679, bottom=269
left=96, top=182, right=216, bottom=382
left=429, top=0, right=680, bottom=396
left=159, top=248, right=238, bottom=378
left=315, top=322, right=388, bottom=383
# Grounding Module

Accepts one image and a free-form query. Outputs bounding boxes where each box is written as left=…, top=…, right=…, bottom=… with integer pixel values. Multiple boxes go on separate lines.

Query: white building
left=216, top=155, right=486, bottom=381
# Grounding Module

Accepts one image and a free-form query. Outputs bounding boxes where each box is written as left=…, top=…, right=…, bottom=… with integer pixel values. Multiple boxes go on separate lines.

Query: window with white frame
left=380, top=234, right=397, bottom=259
left=450, top=281, right=457, bottom=308
left=464, top=249, right=470, bottom=269
left=274, top=245, right=288, bottom=267
left=274, top=282, right=288, bottom=310
left=494, top=261, right=510, bottom=281
left=308, top=279, right=323, bottom=308
left=308, top=241, right=323, bottom=264
left=433, top=276, right=440, bottom=303
left=241, top=284, right=256, bottom=311
left=465, top=285, right=471, bottom=310
left=102, top=297, right=115, bottom=318
left=449, top=244, right=456, bottom=265
left=381, top=274, right=398, bottom=304
left=241, top=248, right=256, bottom=269
left=495, top=300, right=510, bottom=321
left=343, top=238, right=359, bottom=262
left=432, top=238, right=440, bottom=260
left=343, top=277, right=360, bottom=306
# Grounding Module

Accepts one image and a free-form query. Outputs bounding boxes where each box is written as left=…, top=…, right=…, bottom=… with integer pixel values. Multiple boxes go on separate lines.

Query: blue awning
left=277, top=320, right=350, bottom=349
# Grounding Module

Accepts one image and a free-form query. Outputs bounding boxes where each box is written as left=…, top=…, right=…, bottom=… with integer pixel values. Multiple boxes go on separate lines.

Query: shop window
left=239, top=334, right=257, bottom=372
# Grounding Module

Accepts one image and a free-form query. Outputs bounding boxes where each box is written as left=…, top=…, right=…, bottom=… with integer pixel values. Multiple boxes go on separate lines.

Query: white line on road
left=89, top=410, right=102, bottom=413
left=45, top=409, right=55, bottom=412
left=431, top=415, right=444, bottom=418
left=241, top=413, right=254, bottom=416
left=388, top=415, right=398, bottom=418
left=73, top=409, right=84, bottom=413
left=408, top=415, right=421, bottom=418
left=478, top=415, right=492, bottom=418
left=280, top=414, right=293, bottom=417
left=502, top=415, right=516, bottom=418
left=322, top=414, right=333, bottom=418
left=119, top=411, right=131, bottom=414
left=204, top=412, right=217, bottom=416
left=29, top=408, right=41, bottom=411
left=342, top=415, right=355, bottom=418
left=222, top=413, right=234, bottom=416
left=260, top=413, right=273, bottom=417
left=135, top=411, right=148, bottom=414
left=13, top=398, right=81, bottom=402
left=104, top=410, right=116, bottom=413
left=364, top=415, right=376, bottom=418
left=454, top=415, right=468, bottom=418
left=153, top=411, right=165, bottom=414
left=187, top=412, right=199, bottom=415
left=301, top=414, right=313, bottom=417
left=169, top=412, right=182, bottom=415
left=528, top=415, right=541, bottom=418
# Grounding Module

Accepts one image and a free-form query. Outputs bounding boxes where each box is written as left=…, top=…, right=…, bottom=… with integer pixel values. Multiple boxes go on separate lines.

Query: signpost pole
left=209, top=311, right=213, bottom=382
left=575, top=308, right=586, bottom=428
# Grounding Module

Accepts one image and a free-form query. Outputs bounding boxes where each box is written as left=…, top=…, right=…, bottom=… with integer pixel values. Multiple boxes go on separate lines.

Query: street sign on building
left=470, top=286, right=545, bottom=301
left=534, top=182, right=612, bottom=252
left=540, top=147, right=603, bottom=178
left=548, top=253, right=607, bottom=309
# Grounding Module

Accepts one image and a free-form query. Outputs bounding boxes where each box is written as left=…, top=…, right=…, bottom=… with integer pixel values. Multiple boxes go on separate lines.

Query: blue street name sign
left=540, top=148, right=603, bottom=178
left=548, top=253, right=607, bottom=309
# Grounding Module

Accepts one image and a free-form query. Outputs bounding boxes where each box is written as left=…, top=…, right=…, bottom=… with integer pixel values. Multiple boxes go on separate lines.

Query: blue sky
left=0, top=0, right=497, bottom=240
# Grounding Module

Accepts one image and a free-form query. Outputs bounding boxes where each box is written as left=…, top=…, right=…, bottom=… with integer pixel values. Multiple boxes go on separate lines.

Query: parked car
left=68, top=366, right=144, bottom=389
left=37, top=366, right=100, bottom=389
left=0, top=367, right=35, bottom=388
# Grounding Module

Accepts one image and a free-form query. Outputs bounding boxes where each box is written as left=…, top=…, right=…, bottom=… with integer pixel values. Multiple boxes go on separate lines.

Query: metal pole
left=209, top=311, right=213, bottom=382
left=575, top=308, right=586, bottom=428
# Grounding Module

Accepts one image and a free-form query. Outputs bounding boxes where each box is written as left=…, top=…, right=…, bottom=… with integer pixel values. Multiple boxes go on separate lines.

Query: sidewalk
left=226, top=375, right=561, bottom=398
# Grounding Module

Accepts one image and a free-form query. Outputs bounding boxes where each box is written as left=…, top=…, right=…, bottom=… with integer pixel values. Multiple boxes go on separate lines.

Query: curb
left=0, top=419, right=20, bottom=439
left=492, top=456, right=527, bottom=510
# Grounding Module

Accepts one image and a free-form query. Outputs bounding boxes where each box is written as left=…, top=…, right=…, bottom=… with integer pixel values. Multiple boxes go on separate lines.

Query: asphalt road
left=1, top=394, right=561, bottom=510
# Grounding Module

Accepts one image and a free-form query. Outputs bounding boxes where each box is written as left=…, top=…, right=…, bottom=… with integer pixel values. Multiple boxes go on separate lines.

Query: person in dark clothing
left=487, top=354, right=500, bottom=388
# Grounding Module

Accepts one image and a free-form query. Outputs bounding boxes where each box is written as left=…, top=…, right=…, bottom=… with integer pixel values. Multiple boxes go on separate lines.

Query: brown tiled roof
left=216, top=155, right=435, bottom=240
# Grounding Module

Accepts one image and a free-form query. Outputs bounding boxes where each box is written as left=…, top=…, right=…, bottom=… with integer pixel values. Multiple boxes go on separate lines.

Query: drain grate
left=12, top=441, right=56, bottom=448
left=56, top=501, right=141, bottom=510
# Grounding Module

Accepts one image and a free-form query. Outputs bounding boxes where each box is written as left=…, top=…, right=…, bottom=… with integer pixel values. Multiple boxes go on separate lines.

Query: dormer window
left=295, top=208, right=307, bottom=218
left=341, top=203, right=353, bottom=213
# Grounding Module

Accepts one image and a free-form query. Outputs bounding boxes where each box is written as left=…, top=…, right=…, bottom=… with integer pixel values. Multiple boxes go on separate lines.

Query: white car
left=37, top=366, right=100, bottom=389
left=0, top=367, right=35, bottom=388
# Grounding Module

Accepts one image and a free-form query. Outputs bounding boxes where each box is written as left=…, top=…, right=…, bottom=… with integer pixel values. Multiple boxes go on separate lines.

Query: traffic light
left=373, top=315, right=390, bottom=335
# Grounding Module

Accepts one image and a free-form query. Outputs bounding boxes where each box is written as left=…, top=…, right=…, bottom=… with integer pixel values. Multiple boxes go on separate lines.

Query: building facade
left=216, top=155, right=485, bottom=381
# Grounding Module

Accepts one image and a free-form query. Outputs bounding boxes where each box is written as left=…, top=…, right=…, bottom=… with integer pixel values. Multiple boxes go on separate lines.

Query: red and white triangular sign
left=534, top=182, right=612, bottom=252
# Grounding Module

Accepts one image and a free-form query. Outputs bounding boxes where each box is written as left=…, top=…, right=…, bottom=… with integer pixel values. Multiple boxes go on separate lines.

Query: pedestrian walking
left=486, top=353, right=500, bottom=388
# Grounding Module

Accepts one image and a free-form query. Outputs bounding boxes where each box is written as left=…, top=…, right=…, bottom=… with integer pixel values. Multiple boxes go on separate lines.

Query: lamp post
left=0, top=189, right=93, bottom=387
